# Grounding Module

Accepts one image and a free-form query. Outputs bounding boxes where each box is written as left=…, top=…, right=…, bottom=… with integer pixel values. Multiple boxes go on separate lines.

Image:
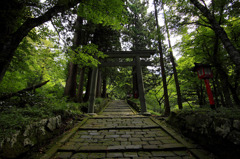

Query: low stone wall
left=95, top=98, right=110, bottom=113
left=127, top=100, right=140, bottom=112
left=0, top=115, right=77, bottom=158
left=0, top=99, right=110, bottom=158
left=167, top=111, right=240, bottom=158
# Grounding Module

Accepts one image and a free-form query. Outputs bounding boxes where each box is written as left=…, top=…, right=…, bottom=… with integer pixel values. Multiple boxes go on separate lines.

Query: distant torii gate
left=88, top=50, right=156, bottom=115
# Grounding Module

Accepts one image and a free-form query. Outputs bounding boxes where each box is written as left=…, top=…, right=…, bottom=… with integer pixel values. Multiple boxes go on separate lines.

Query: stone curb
left=97, top=99, right=111, bottom=115
left=40, top=117, right=90, bottom=159
left=150, top=117, right=213, bottom=159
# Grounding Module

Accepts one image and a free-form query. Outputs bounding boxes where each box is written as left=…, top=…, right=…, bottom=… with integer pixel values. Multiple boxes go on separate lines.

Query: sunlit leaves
left=78, top=0, right=127, bottom=30
left=0, top=28, right=65, bottom=93
left=67, top=44, right=107, bottom=67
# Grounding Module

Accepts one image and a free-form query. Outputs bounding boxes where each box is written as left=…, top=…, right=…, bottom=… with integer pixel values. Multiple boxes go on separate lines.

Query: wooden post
left=88, top=67, right=98, bottom=114
left=135, top=56, right=148, bottom=114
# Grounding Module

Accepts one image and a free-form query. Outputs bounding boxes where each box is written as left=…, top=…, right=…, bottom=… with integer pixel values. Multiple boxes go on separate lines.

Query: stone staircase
left=41, top=100, right=214, bottom=159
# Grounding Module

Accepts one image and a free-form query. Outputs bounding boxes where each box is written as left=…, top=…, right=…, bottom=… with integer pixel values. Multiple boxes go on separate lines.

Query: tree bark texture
left=189, top=0, right=240, bottom=69
left=77, top=67, right=85, bottom=103
left=64, top=16, right=83, bottom=98
left=64, top=63, right=78, bottom=98
left=212, top=34, right=240, bottom=106
left=196, top=83, right=204, bottom=106
left=96, top=70, right=102, bottom=97
left=154, top=0, right=170, bottom=116
left=216, top=83, right=226, bottom=106
left=163, top=8, right=183, bottom=110
left=102, top=78, right=107, bottom=98
left=212, top=76, right=219, bottom=108
left=220, top=78, right=233, bottom=107
left=0, top=0, right=81, bottom=83
left=83, top=68, right=92, bottom=102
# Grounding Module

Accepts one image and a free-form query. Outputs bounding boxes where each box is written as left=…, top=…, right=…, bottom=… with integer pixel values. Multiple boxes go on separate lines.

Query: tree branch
left=189, top=0, right=240, bottom=69
left=0, top=80, right=50, bottom=100
left=0, top=0, right=82, bottom=82
left=13, top=0, right=81, bottom=48
left=181, top=21, right=212, bottom=29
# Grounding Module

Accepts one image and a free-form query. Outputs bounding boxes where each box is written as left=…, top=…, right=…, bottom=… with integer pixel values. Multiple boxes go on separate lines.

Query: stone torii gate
left=88, top=50, right=156, bottom=115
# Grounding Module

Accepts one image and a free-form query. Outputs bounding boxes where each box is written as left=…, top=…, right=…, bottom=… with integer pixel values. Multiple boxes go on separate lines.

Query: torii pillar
left=135, top=56, right=148, bottom=114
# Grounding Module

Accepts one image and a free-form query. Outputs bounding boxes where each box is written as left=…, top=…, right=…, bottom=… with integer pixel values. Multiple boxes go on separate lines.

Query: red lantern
left=194, top=63, right=213, bottom=79
left=193, top=63, right=215, bottom=109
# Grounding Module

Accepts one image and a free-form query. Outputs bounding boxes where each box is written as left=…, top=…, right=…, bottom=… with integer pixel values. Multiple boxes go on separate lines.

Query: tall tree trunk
left=102, top=77, right=107, bottom=98
left=212, top=34, right=240, bottom=106
left=196, top=82, right=205, bottom=107
left=212, top=75, right=219, bottom=108
left=220, top=78, right=233, bottom=107
left=64, top=63, right=78, bottom=98
left=0, top=0, right=81, bottom=83
left=189, top=0, right=240, bottom=69
left=196, top=85, right=203, bottom=106
left=83, top=68, right=92, bottom=102
left=154, top=0, right=170, bottom=116
left=76, top=14, right=88, bottom=102
left=77, top=67, right=85, bottom=103
left=219, top=91, right=226, bottom=107
left=64, top=16, right=83, bottom=98
left=163, top=7, right=182, bottom=110
left=215, top=66, right=239, bottom=106
left=96, top=70, right=102, bottom=97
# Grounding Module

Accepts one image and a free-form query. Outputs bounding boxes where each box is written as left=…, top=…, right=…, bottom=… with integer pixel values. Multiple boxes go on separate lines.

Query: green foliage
left=173, top=106, right=240, bottom=120
left=128, top=96, right=163, bottom=115
left=145, top=94, right=163, bottom=113
left=0, top=94, right=86, bottom=140
left=95, top=98, right=104, bottom=104
left=0, top=28, right=66, bottom=93
left=78, top=0, right=127, bottom=30
left=214, top=107, right=240, bottom=119
left=1, top=0, right=240, bottom=139
left=106, top=67, right=133, bottom=99
left=122, top=0, right=156, bottom=50
left=0, top=95, right=110, bottom=140
left=67, top=44, right=107, bottom=67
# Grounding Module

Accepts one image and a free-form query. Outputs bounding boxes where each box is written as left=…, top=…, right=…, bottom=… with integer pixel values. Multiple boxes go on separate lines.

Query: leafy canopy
left=67, top=44, right=108, bottom=67
left=78, top=0, right=128, bottom=30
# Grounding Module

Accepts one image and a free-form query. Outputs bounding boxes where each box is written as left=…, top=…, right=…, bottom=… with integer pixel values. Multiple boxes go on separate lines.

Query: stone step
left=103, top=109, right=132, bottom=112
left=43, top=100, right=213, bottom=159
left=101, top=113, right=135, bottom=116
left=104, top=106, right=131, bottom=108
left=80, top=118, right=158, bottom=129
left=79, top=125, right=161, bottom=130
left=93, top=116, right=149, bottom=119
left=58, top=143, right=186, bottom=152
left=54, top=149, right=194, bottom=159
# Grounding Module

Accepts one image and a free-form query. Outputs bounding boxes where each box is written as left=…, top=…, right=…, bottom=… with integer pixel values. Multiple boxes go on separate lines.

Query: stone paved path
left=43, top=100, right=213, bottom=159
